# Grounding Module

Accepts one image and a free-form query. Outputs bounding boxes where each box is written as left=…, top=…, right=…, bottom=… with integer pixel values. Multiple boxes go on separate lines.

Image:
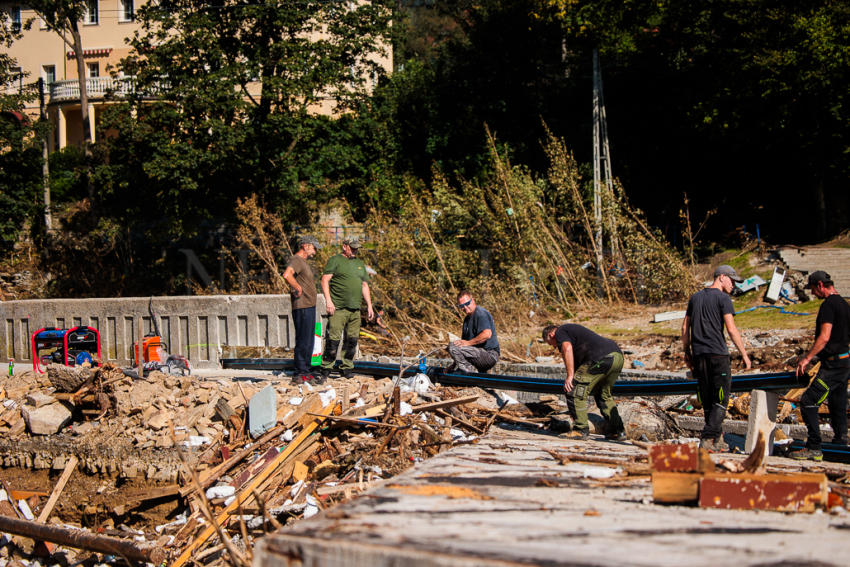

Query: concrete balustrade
left=1, top=295, right=321, bottom=369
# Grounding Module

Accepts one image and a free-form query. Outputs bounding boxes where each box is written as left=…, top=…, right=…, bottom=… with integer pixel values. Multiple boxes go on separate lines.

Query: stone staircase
left=777, top=247, right=850, bottom=292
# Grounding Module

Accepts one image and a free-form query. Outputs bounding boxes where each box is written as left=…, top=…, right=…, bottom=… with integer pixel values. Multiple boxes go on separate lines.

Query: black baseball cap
left=806, top=270, right=832, bottom=288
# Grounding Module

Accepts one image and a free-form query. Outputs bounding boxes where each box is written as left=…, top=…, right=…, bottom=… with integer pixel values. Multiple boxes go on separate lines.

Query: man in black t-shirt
left=791, top=270, right=850, bottom=461
left=447, top=290, right=500, bottom=373
left=543, top=324, right=625, bottom=441
left=681, top=265, right=751, bottom=452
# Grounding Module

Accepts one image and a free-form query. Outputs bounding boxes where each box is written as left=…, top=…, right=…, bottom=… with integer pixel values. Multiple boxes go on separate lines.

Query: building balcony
left=47, top=76, right=163, bottom=104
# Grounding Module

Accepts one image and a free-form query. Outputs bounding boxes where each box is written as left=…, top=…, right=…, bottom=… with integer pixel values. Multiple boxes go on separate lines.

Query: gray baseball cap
left=299, top=235, right=322, bottom=249
left=343, top=236, right=361, bottom=249
left=714, top=264, right=743, bottom=283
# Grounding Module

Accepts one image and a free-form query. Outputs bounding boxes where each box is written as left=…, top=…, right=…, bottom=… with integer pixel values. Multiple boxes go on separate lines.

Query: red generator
left=31, top=326, right=102, bottom=374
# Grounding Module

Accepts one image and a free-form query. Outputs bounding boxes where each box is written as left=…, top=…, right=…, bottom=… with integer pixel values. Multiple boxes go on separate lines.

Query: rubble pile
left=0, top=363, right=546, bottom=565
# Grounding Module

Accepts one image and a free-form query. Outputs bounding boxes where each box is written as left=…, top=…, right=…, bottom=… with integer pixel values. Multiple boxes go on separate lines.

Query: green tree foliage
left=107, top=0, right=394, bottom=223
left=0, top=10, right=40, bottom=252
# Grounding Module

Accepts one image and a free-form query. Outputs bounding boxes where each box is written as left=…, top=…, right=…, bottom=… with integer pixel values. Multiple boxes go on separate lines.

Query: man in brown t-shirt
left=283, top=235, right=321, bottom=383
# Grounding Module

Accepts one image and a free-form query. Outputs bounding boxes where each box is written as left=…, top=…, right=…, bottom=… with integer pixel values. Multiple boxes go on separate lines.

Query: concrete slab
left=257, top=427, right=850, bottom=567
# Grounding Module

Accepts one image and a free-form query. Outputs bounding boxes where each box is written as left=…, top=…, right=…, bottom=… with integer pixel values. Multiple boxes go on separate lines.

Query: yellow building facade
left=2, top=1, right=392, bottom=150
left=2, top=1, right=143, bottom=149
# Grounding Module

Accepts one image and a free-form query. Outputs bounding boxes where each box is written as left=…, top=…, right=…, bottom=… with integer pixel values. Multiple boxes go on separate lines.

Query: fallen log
left=0, top=514, right=165, bottom=564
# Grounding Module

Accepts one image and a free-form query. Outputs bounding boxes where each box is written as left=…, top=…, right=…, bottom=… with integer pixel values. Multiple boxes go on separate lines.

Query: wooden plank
left=8, top=490, right=49, bottom=500
left=699, top=472, right=828, bottom=512
left=36, top=455, right=78, bottom=523
left=649, top=443, right=707, bottom=472
left=651, top=472, right=701, bottom=504
left=409, top=395, right=479, bottom=413
left=171, top=400, right=337, bottom=567
left=305, top=413, right=402, bottom=429
left=652, top=310, right=686, bottom=323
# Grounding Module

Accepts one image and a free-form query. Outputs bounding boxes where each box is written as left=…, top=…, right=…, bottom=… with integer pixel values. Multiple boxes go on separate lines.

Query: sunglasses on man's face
left=458, top=299, right=472, bottom=309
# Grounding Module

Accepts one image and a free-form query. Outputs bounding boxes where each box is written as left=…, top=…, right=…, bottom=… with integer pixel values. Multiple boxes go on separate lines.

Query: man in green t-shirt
left=319, top=236, right=373, bottom=380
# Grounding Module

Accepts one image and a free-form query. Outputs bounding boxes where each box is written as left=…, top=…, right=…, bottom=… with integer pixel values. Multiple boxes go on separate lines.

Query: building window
left=87, top=62, right=99, bottom=78
left=43, top=65, right=56, bottom=85
left=10, top=5, right=21, bottom=32
left=84, top=1, right=99, bottom=25
left=119, top=0, right=134, bottom=22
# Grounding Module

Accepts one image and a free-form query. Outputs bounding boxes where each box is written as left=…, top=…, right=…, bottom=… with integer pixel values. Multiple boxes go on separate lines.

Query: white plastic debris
left=319, top=388, right=337, bottom=408
left=449, top=428, right=475, bottom=443
left=281, top=409, right=294, bottom=423
left=17, top=499, right=34, bottom=520
left=354, top=398, right=366, bottom=407
left=497, top=392, right=519, bottom=406
left=302, top=381, right=314, bottom=392
left=400, top=401, right=413, bottom=416
left=400, top=373, right=433, bottom=394
left=3, top=400, right=16, bottom=408
left=569, top=464, right=620, bottom=479
left=189, top=435, right=210, bottom=446
left=224, top=495, right=236, bottom=507
left=0, top=489, right=7, bottom=502
left=282, top=429, right=294, bottom=442
left=205, top=485, right=236, bottom=500
left=290, top=480, right=305, bottom=497
left=288, top=397, right=303, bottom=406
left=303, top=494, right=320, bottom=518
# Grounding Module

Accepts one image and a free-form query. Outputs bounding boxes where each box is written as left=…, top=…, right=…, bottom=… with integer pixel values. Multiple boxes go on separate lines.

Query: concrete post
left=745, top=389, right=779, bottom=455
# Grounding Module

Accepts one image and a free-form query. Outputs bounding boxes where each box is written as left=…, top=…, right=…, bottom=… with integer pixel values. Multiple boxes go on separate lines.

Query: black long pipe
left=221, top=358, right=807, bottom=396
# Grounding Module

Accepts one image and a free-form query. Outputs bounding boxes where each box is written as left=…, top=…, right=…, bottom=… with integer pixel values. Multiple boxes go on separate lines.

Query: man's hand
left=326, top=299, right=336, bottom=316
left=563, top=375, right=574, bottom=393
left=292, top=286, right=302, bottom=299
left=367, top=306, right=374, bottom=321
left=453, top=339, right=469, bottom=347
left=741, top=353, right=752, bottom=370
left=683, top=351, right=693, bottom=370
left=796, top=356, right=811, bottom=377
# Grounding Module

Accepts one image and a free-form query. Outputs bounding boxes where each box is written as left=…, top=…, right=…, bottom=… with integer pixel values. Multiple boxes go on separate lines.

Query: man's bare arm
left=282, top=266, right=301, bottom=297
left=560, top=341, right=576, bottom=393
left=797, top=322, right=833, bottom=376
left=321, top=274, right=335, bottom=316
left=723, top=313, right=751, bottom=369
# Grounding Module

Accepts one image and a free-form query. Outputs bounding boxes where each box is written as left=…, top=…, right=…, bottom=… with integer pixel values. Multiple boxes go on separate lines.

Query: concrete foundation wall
left=1, top=295, right=322, bottom=369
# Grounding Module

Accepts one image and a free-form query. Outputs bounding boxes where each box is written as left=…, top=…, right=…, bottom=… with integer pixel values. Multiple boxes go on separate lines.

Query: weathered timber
left=651, top=472, right=701, bottom=503
left=409, top=395, right=479, bottom=413
left=0, top=514, right=165, bottom=564
left=648, top=443, right=714, bottom=473
left=699, top=472, right=828, bottom=512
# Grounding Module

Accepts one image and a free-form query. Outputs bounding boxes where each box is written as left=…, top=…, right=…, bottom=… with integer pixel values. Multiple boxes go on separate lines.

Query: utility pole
left=592, top=49, right=620, bottom=290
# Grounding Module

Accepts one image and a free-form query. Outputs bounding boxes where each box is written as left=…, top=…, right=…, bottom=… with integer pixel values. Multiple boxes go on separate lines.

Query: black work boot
left=313, top=368, right=330, bottom=384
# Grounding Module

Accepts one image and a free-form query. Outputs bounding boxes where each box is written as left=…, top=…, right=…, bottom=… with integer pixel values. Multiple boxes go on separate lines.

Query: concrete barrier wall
left=1, top=294, right=324, bottom=369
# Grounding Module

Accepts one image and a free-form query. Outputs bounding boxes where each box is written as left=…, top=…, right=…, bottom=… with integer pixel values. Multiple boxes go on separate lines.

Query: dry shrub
left=228, top=133, right=698, bottom=361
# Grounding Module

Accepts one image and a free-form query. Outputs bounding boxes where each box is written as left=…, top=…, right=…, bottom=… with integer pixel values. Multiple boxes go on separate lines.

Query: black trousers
left=801, top=361, right=850, bottom=450
left=693, top=354, right=731, bottom=440
left=292, top=306, right=316, bottom=375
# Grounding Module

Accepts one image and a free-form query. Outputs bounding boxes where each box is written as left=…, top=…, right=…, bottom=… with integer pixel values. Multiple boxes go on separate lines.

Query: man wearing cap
left=319, top=237, right=373, bottom=380
left=448, top=291, right=500, bottom=374
left=681, top=264, right=752, bottom=452
left=542, top=324, right=625, bottom=440
left=283, top=236, right=322, bottom=384
left=791, top=271, right=850, bottom=461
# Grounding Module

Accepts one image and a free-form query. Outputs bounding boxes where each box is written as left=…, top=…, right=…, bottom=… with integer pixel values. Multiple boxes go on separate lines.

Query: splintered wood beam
left=171, top=401, right=338, bottom=567
left=409, top=395, right=479, bottom=413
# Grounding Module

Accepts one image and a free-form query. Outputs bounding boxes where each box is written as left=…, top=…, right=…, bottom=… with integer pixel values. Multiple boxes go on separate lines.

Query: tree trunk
left=70, top=20, right=94, bottom=201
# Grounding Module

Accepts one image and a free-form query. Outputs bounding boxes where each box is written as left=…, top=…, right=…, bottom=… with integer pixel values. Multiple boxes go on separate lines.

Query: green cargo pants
left=321, top=308, right=361, bottom=371
left=570, top=351, right=624, bottom=433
